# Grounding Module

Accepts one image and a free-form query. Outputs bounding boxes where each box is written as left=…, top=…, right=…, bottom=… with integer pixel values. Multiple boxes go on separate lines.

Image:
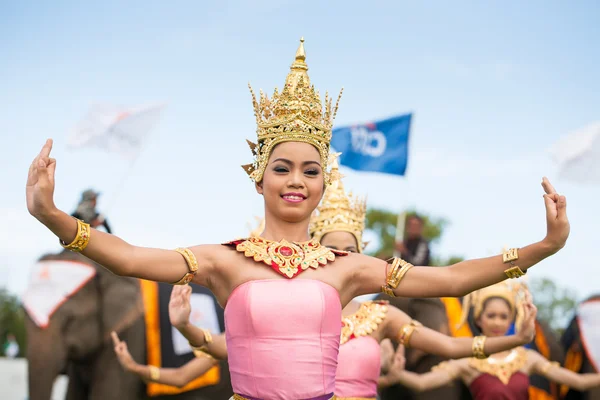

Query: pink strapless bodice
left=225, top=279, right=342, bottom=399
left=334, top=336, right=380, bottom=398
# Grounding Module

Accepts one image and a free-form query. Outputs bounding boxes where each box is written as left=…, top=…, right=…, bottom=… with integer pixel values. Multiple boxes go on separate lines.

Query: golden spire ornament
left=309, top=154, right=367, bottom=252
left=243, top=37, right=344, bottom=184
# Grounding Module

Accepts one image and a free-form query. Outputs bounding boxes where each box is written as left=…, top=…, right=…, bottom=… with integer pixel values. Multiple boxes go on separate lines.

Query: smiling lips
left=281, top=192, right=307, bottom=203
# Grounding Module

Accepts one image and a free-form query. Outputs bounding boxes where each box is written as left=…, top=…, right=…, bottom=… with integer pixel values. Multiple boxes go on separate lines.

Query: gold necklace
left=226, top=236, right=347, bottom=278
left=469, top=347, right=527, bottom=384
left=340, top=301, right=388, bottom=344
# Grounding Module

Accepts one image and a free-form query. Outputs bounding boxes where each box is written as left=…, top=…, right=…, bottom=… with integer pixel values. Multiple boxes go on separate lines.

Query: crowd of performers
left=25, top=38, right=598, bottom=399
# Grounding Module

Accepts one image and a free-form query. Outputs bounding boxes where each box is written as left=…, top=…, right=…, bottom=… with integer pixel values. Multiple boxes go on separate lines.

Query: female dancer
left=148, top=164, right=541, bottom=400
left=386, top=282, right=600, bottom=399
left=26, top=38, right=570, bottom=399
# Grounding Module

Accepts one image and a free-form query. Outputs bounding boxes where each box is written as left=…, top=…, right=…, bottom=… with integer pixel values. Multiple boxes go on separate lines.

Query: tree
left=529, top=277, right=578, bottom=334
left=365, top=208, right=463, bottom=264
left=0, top=288, right=26, bottom=357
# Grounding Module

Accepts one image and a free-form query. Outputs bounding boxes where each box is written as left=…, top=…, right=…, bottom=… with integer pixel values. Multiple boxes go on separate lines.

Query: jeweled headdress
left=458, top=280, right=529, bottom=332
left=309, top=155, right=367, bottom=252
left=243, top=38, right=343, bottom=184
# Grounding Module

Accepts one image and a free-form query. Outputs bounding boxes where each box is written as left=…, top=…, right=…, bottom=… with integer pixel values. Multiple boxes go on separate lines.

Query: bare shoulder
left=524, top=348, right=544, bottom=369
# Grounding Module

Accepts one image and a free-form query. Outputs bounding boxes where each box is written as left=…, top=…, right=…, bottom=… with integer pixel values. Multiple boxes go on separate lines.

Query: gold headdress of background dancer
left=309, top=154, right=368, bottom=252
left=457, top=280, right=529, bottom=332
left=242, top=37, right=344, bottom=184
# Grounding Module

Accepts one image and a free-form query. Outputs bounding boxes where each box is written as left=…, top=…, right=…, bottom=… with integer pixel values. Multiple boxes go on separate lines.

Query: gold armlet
left=502, top=248, right=526, bottom=279
left=148, top=365, right=160, bottom=381
left=472, top=336, right=488, bottom=359
left=540, top=361, right=560, bottom=375
left=60, top=218, right=91, bottom=252
left=190, top=329, right=214, bottom=359
left=172, top=247, right=199, bottom=285
left=398, top=320, right=422, bottom=348
left=381, top=257, right=414, bottom=297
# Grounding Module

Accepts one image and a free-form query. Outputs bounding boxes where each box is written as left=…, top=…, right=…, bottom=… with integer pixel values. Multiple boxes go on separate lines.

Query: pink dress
left=335, top=336, right=381, bottom=399
left=225, top=279, right=341, bottom=400
left=335, top=300, right=389, bottom=399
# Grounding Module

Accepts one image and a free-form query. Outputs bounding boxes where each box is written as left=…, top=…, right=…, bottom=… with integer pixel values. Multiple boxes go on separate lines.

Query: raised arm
left=169, top=285, right=228, bottom=359
left=26, top=140, right=216, bottom=286
left=529, top=350, right=600, bottom=391
left=352, top=177, right=569, bottom=298
left=381, top=345, right=465, bottom=392
left=382, top=302, right=537, bottom=359
left=112, top=332, right=217, bottom=388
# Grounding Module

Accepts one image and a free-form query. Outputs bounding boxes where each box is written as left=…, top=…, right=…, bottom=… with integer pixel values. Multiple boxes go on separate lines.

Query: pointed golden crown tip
left=293, top=37, right=307, bottom=68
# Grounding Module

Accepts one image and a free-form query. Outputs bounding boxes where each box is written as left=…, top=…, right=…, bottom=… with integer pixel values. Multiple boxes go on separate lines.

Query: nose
left=286, top=170, right=305, bottom=189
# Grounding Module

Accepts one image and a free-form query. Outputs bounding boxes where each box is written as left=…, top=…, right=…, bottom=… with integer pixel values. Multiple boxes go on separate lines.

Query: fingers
left=396, top=343, right=405, bottom=356
left=47, top=158, right=56, bottom=183
left=557, top=195, right=568, bottom=219
left=111, top=331, right=120, bottom=347
left=40, top=139, right=53, bottom=159
left=541, top=177, right=556, bottom=195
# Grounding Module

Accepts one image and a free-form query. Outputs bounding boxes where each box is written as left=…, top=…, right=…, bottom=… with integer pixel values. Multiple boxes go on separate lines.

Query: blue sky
left=1, top=1, right=599, bottom=307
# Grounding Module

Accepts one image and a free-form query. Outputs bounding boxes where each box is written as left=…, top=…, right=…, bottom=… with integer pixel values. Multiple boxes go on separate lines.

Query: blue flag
left=331, top=113, right=412, bottom=176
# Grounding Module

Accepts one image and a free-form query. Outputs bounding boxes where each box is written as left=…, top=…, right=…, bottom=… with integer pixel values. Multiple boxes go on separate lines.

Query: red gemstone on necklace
left=279, top=246, right=293, bottom=257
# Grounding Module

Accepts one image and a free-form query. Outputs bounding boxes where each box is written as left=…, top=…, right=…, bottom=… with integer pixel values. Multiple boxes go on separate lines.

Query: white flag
left=576, top=300, right=600, bottom=372
left=67, top=103, right=166, bottom=160
left=550, top=122, right=600, bottom=184
left=23, top=260, right=97, bottom=328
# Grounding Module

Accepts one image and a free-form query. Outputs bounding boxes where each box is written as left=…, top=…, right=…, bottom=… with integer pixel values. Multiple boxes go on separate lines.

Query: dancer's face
left=320, top=231, right=359, bottom=253
left=257, top=142, right=325, bottom=223
left=476, top=298, right=513, bottom=337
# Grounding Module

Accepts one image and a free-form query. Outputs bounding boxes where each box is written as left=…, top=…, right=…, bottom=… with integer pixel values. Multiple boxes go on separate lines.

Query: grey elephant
left=25, top=250, right=232, bottom=400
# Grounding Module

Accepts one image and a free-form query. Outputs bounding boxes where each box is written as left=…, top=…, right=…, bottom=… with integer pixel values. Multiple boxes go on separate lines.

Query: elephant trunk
left=26, top=317, right=68, bottom=400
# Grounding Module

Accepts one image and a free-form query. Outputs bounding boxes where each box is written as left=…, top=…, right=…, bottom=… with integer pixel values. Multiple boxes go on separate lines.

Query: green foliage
left=365, top=208, right=448, bottom=258
left=0, top=288, right=26, bottom=357
left=529, top=277, right=578, bottom=333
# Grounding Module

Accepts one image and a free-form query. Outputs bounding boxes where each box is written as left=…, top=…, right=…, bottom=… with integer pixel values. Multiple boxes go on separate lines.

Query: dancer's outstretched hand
left=26, top=139, right=57, bottom=220
left=517, top=293, right=538, bottom=345
left=169, top=284, right=192, bottom=329
left=112, top=331, right=138, bottom=372
left=541, top=177, right=570, bottom=253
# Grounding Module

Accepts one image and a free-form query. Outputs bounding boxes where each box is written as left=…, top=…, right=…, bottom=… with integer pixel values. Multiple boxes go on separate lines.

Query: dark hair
left=407, top=214, right=424, bottom=224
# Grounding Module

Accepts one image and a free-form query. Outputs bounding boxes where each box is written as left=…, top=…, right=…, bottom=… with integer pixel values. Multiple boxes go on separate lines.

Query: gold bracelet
left=190, top=328, right=214, bottom=358
left=60, top=218, right=91, bottom=252
left=381, top=257, right=414, bottom=296
left=148, top=365, right=160, bottom=381
left=502, top=248, right=526, bottom=279
left=398, top=320, right=422, bottom=348
left=472, top=336, right=488, bottom=359
left=540, top=361, right=559, bottom=375
left=172, top=247, right=199, bottom=285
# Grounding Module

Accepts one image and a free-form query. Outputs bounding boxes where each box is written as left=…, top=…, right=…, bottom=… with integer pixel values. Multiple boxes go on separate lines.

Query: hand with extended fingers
left=169, top=284, right=192, bottom=330
left=541, top=177, right=570, bottom=253
left=112, top=331, right=138, bottom=372
left=26, top=139, right=57, bottom=220
left=516, top=290, right=538, bottom=345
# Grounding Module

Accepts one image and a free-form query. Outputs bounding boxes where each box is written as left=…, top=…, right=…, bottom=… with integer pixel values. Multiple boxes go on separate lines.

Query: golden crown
left=458, top=280, right=529, bottom=332
left=309, top=155, right=367, bottom=252
left=243, top=38, right=343, bottom=183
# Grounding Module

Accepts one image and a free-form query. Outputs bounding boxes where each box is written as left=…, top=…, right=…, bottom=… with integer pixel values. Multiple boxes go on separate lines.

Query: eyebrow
left=272, top=158, right=321, bottom=167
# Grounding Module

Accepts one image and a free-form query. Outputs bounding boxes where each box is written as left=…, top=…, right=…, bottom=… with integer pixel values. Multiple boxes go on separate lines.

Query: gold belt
left=231, top=395, right=340, bottom=400
left=336, top=398, right=376, bottom=400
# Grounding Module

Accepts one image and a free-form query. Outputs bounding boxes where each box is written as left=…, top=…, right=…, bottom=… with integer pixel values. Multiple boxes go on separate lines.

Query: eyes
left=272, top=165, right=320, bottom=176
left=485, top=313, right=509, bottom=320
